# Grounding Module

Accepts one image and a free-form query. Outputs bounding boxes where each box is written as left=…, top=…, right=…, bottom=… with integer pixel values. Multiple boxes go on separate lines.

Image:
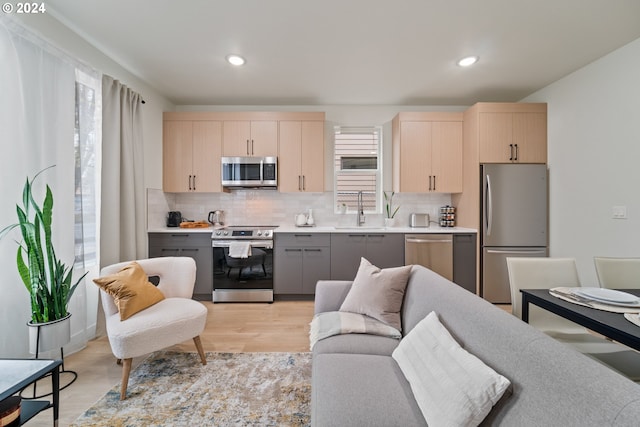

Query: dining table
left=520, top=288, right=640, bottom=352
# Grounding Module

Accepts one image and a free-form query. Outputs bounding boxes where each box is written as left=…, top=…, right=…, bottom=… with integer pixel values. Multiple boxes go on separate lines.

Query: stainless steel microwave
left=221, top=156, right=277, bottom=189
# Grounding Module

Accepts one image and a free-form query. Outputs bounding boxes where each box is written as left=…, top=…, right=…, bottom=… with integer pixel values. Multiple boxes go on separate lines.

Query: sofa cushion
left=93, top=261, right=165, bottom=320
left=340, top=258, right=412, bottom=330
left=312, top=353, right=427, bottom=427
left=313, top=333, right=400, bottom=356
left=310, top=311, right=401, bottom=351
left=392, top=311, right=511, bottom=427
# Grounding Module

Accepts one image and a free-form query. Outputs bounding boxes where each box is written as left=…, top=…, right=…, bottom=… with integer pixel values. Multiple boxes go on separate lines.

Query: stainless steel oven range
left=211, top=225, right=277, bottom=302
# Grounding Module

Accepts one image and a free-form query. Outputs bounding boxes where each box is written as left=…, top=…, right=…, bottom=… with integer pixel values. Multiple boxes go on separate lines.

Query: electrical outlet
left=612, top=205, right=627, bottom=219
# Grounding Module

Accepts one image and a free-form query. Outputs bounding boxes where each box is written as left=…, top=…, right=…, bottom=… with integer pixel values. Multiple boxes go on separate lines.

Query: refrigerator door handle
left=485, top=174, right=493, bottom=236
left=486, top=249, right=547, bottom=255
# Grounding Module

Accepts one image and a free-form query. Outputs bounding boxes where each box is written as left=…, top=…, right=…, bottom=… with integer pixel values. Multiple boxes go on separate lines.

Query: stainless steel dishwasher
left=405, top=234, right=453, bottom=280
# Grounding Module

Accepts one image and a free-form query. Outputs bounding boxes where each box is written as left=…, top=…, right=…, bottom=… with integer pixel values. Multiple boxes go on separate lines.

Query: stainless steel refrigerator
left=481, top=164, right=548, bottom=303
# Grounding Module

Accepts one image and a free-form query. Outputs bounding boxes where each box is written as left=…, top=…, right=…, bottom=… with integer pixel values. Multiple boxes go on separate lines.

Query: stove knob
left=264, top=231, right=271, bottom=237
left=215, top=231, right=221, bottom=236
left=223, top=231, right=229, bottom=236
left=257, top=231, right=262, bottom=236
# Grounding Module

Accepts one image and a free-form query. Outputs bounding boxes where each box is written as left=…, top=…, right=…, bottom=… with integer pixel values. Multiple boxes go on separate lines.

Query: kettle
left=208, top=210, right=224, bottom=226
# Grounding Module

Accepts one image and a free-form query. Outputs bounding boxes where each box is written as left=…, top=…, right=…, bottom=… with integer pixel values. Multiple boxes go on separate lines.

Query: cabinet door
left=453, top=234, right=477, bottom=294
left=478, top=112, right=513, bottom=163
left=330, top=234, right=367, bottom=280
left=399, top=121, right=432, bottom=192
left=274, top=246, right=303, bottom=294
left=302, top=247, right=331, bottom=294
left=365, top=234, right=405, bottom=269
left=300, top=121, right=324, bottom=192
left=163, top=121, right=193, bottom=192
left=250, top=121, right=278, bottom=156
left=431, top=121, right=463, bottom=193
left=192, top=121, right=222, bottom=192
left=278, top=121, right=303, bottom=192
left=222, top=121, right=251, bottom=156
left=180, top=246, right=213, bottom=299
left=513, top=113, right=547, bottom=163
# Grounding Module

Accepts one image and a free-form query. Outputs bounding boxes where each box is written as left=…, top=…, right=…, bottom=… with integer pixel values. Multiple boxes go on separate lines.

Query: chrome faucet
left=357, top=191, right=365, bottom=226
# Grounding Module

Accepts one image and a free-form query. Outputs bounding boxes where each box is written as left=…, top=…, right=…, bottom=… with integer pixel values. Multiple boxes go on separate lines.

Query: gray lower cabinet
left=148, top=233, right=213, bottom=300
left=274, top=233, right=331, bottom=295
left=453, top=233, right=477, bottom=293
left=330, top=233, right=405, bottom=280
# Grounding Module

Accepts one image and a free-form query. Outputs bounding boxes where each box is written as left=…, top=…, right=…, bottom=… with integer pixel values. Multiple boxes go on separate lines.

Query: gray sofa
left=312, top=265, right=640, bottom=426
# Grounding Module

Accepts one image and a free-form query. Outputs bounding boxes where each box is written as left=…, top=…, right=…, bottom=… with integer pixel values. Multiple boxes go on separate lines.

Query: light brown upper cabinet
left=477, top=105, right=547, bottom=163
left=392, top=112, right=463, bottom=193
left=222, top=120, right=278, bottom=157
left=163, top=120, right=222, bottom=192
left=279, top=120, right=325, bottom=192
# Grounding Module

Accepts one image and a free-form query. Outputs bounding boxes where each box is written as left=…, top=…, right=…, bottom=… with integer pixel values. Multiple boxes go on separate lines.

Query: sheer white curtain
left=0, top=16, right=95, bottom=357
left=100, top=75, right=146, bottom=267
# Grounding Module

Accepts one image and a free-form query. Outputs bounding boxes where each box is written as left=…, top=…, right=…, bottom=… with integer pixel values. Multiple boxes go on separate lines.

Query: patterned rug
left=71, top=351, right=312, bottom=426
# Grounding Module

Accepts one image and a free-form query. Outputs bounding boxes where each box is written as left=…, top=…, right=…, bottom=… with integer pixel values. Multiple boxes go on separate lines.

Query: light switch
left=612, top=205, right=627, bottom=219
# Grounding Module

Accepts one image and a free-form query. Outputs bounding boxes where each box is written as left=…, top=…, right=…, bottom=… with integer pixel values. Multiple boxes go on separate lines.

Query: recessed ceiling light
left=226, top=54, right=246, bottom=66
left=457, top=56, right=479, bottom=67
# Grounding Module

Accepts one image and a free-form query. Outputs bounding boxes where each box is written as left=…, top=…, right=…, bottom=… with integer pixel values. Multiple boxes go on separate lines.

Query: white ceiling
left=47, top=0, right=640, bottom=106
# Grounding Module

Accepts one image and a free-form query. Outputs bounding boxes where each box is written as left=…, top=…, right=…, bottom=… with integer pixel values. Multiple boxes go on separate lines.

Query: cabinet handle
left=246, top=139, right=250, bottom=155
left=348, top=234, right=366, bottom=237
left=285, top=248, right=303, bottom=252
left=514, top=144, right=519, bottom=161
left=304, top=248, right=322, bottom=252
left=302, top=175, right=306, bottom=191
left=192, top=175, right=196, bottom=191
left=432, top=175, right=436, bottom=191
left=171, top=234, right=189, bottom=237
left=509, top=144, right=514, bottom=161
left=251, top=140, right=254, bottom=155
left=298, top=175, right=302, bottom=191
left=188, top=175, right=192, bottom=191
left=428, top=175, right=432, bottom=191
left=161, top=248, right=180, bottom=252
left=182, top=248, right=199, bottom=252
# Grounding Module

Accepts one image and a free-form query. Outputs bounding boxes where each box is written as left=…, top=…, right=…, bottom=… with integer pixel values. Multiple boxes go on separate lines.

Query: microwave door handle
left=260, top=159, right=264, bottom=183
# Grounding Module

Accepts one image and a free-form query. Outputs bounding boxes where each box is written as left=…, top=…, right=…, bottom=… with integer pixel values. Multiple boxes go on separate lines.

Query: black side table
left=0, top=359, right=61, bottom=426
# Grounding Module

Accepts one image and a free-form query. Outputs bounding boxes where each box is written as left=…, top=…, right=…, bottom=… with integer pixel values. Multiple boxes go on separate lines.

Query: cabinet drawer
left=149, top=232, right=212, bottom=248
left=275, top=233, right=331, bottom=247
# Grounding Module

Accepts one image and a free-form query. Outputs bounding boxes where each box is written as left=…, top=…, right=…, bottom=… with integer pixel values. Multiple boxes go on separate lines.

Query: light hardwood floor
left=27, top=300, right=315, bottom=427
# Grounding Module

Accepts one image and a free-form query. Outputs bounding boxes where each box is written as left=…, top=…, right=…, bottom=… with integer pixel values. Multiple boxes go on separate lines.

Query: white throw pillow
left=392, top=311, right=511, bottom=427
left=339, top=258, right=412, bottom=331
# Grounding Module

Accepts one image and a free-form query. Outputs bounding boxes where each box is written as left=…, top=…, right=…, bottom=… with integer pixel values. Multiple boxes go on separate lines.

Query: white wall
left=523, top=37, right=640, bottom=285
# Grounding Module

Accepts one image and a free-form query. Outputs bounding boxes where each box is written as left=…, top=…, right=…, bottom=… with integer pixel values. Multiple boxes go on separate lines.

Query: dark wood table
left=520, top=289, right=640, bottom=352
left=0, top=359, right=61, bottom=426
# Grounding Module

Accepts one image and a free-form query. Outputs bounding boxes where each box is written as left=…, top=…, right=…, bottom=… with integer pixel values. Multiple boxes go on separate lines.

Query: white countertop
left=148, top=225, right=476, bottom=234
left=274, top=225, right=476, bottom=234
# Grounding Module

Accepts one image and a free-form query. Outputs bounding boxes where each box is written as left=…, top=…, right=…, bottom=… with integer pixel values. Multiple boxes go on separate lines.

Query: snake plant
left=0, top=167, right=86, bottom=323
left=384, top=191, right=400, bottom=219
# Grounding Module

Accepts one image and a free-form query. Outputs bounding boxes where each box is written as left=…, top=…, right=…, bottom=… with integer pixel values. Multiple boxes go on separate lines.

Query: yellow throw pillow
left=93, top=262, right=165, bottom=320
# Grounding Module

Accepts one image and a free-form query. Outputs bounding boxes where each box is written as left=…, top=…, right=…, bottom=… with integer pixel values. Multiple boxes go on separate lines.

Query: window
left=74, top=69, right=101, bottom=272
left=334, top=126, right=382, bottom=213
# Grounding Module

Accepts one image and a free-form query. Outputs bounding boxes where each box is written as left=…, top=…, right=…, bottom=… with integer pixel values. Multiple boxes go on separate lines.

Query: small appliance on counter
left=439, top=205, right=456, bottom=227
left=208, top=210, right=225, bottom=226
left=166, top=211, right=182, bottom=227
left=409, top=213, right=430, bottom=228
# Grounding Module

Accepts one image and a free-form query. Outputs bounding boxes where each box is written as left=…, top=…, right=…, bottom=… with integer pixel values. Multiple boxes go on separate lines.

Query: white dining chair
left=507, top=257, right=640, bottom=380
left=594, top=257, right=640, bottom=289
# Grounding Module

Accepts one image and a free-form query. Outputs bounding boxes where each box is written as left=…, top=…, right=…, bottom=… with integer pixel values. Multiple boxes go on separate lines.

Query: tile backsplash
left=148, top=188, right=451, bottom=228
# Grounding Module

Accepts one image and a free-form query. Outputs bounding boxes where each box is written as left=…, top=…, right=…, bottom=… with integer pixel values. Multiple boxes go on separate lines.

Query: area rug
left=71, top=351, right=312, bottom=426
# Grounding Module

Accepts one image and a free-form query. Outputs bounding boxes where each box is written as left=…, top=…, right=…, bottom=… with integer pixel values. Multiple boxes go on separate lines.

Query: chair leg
left=193, top=336, right=207, bottom=365
left=120, top=358, right=133, bottom=400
